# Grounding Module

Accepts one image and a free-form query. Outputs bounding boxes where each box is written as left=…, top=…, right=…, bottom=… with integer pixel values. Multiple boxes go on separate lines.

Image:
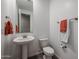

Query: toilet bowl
left=39, top=38, right=54, bottom=59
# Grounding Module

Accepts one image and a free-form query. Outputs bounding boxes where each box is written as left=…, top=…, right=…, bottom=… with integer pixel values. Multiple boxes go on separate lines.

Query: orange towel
left=16, top=25, right=19, bottom=33
left=60, top=19, right=67, bottom=32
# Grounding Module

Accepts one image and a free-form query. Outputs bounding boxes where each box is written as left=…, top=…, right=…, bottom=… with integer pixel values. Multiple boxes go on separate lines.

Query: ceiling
left=16, top=0, right=33, bottom=11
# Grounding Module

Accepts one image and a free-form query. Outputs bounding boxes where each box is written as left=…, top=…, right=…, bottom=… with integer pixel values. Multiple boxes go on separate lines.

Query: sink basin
left=13, top=36, right=35, bottom=45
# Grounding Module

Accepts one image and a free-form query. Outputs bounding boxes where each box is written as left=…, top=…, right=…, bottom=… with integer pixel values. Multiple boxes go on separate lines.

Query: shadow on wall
left=68, top=20, right=78, bottom=53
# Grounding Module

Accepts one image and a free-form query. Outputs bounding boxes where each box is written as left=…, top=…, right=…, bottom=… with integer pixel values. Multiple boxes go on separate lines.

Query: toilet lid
left=43, top=47, right=54, bottom=54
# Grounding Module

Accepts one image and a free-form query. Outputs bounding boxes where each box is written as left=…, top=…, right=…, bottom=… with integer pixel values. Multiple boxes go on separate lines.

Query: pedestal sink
left=13, top=36, right=35, bottom=59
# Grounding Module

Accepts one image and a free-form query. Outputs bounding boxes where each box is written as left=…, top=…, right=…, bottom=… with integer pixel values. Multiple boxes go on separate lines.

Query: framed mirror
left=16, top=0, right=33, bottom=33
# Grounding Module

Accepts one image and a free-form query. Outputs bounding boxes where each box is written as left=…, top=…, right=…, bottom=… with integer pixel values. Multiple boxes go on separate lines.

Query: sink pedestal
left=13, top=36, right=35, bottom=59
left=22, top=45, right=28, bottom=59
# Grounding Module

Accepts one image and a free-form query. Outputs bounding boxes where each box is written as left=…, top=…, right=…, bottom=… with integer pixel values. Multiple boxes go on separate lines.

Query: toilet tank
left=39, top=38, right=49, bottom=48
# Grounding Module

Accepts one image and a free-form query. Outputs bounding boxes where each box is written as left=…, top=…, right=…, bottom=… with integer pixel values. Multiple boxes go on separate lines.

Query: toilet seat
left=43, top=47, right=54, bottom=56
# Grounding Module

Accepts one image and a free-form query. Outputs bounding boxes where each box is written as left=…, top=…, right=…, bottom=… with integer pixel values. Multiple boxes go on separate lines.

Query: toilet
left=39, top=38, right=54, bottom=59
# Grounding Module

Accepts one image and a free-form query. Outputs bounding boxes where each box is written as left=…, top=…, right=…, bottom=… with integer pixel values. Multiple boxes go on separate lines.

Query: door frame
left=19, top=9, right=33, bottom=33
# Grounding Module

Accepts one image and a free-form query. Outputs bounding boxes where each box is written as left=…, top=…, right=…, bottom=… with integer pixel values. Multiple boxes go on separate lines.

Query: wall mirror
left=16, top=0, right=33, bottom=33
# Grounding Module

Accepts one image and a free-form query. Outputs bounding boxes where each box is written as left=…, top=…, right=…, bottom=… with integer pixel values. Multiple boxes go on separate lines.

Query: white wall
left=1, top=0, right=18, bottom=34
left=1, top=0, right=18, bottom=59
left=49, top=0, right=78, bottom=59
left=33, top=0, right=49, bottom=37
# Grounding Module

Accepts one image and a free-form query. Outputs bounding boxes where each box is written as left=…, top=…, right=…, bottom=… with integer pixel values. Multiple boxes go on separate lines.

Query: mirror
left=16, top=0, right=33, bottom=33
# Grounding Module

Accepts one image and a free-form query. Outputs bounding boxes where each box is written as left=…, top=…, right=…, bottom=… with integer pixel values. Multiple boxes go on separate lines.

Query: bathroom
left=1, top=0, right=78, bottom=59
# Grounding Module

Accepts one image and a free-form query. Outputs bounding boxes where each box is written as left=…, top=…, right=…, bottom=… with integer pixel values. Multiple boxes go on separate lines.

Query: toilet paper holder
left=60, top=43, right=67, bottom=48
